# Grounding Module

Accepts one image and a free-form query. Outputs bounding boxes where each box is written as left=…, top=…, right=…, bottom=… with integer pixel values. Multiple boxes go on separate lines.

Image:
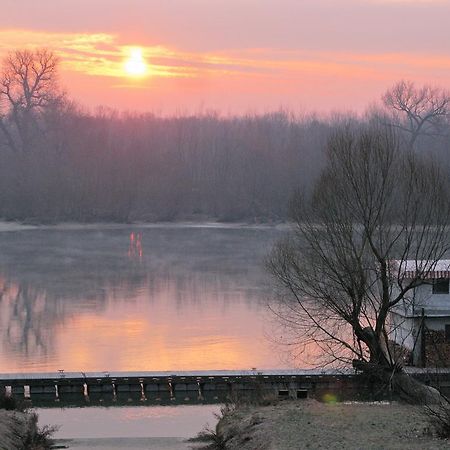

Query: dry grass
left=213, top=399, right=450, bottom=449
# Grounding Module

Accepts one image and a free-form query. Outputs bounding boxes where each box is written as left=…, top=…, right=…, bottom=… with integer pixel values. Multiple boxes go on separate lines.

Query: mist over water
left=0, top=224, right=290, bottom=373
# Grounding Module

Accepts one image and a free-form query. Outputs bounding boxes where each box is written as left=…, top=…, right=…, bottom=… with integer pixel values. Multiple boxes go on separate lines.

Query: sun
left=124, top=48, right=147, bottom=77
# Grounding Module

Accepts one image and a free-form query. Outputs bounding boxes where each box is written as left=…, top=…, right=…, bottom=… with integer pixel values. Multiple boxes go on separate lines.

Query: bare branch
left=383, top=80, right=450, bottom=149
left=268, top=124, right=450, bottom=372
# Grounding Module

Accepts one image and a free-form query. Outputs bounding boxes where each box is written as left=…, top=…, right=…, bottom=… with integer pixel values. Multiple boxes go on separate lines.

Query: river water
left=0, top=223, right=290, bottom=444
left=0, top=223, right=290, bottom=373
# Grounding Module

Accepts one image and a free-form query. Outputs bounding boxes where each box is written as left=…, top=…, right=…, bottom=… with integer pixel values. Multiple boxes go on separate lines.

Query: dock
left=2, top=368, right=447, bottom=405
left=0, top=369, right=355, bottom=403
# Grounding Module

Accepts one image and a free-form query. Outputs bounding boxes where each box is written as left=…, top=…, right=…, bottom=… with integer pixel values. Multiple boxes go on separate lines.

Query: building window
left=446, top=325, right=450, bottom=342
left=433, top=279, right=450, bottom=295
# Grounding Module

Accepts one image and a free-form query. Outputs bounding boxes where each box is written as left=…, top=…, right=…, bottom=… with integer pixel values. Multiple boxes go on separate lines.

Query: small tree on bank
left=0, top=48, right=61, bottom=154
left=383, top=80, right=450, bottom=150
left=267, top=124, right=450, bottom=402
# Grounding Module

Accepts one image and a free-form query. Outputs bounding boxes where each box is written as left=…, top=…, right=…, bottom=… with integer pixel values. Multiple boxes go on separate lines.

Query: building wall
left=389, top=277, right=450, bottom=366
left=390, top=313, right=450, bottom=367
left=392, top=282, right=450, bottom=316
left=388, top=269, right=450, bottom=366
left=390, top=313, right=418, bottom=352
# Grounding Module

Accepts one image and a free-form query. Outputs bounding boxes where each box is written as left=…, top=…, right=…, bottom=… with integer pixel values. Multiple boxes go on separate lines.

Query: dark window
left=433, top=279, right=450, bottom=295
left=445, top=325, right=450, bottom=342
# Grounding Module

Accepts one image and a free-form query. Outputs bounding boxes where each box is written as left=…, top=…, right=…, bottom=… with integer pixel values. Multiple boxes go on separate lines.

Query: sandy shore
left=218, top=400, right=450, bottom=449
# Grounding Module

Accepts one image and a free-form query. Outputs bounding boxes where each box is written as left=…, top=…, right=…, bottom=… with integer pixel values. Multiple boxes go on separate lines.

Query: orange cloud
left=2, top=28, right=449, bottom=84
left=0, top=28, right=449, bottom=113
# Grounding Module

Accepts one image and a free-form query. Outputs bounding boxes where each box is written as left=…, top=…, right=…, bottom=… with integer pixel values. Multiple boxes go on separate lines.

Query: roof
left=394, top=260, right=450, bottom=279
left=391, top=308, right=450, bottom=318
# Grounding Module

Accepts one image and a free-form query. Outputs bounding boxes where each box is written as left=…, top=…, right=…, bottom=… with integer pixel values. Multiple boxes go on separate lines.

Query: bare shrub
left=20, top=412, right=58, bottom=450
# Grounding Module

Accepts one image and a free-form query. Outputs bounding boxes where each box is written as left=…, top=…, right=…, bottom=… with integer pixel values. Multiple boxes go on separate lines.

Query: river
left=0, top=223, right=290, bottom=373
left=0, top=223, right=290, bottom=446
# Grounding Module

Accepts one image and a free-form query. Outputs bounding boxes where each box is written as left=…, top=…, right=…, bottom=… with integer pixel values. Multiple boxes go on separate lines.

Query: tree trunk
left=390, top=372, right=442, bottom=405
left=353, top=360, right=442, bottom=405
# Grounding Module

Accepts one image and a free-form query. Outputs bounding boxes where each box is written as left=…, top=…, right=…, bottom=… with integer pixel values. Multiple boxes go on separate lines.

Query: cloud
left=0, top=30, right=270, bottom=79
left=0, top=29, right=449, bottom=91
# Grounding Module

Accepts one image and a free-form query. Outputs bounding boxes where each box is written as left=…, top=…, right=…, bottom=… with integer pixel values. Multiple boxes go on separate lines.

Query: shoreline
left=4, top=397, right=450, bottom=449
left=0, top=219, right=290, bottom=233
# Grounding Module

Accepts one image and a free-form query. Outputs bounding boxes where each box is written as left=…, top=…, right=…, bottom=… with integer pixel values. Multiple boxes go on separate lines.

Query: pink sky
left=1, top=0, right=449, bottom=114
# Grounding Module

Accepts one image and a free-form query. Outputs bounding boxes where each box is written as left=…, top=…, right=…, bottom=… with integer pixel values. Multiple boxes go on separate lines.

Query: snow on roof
left=394, top=259, right=450, bottom=279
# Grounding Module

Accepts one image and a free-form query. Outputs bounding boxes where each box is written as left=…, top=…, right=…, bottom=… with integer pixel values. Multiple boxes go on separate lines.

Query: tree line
left=0, top=49, right=449, bottom=223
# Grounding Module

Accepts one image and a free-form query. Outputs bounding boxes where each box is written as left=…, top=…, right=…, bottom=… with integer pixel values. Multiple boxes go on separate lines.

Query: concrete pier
left=1, top=368, right=448, bottom=404
left=0, top=369, right=355, bottom=402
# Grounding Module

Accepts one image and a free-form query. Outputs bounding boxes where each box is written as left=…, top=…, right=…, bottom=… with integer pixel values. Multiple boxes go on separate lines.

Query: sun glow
left=124, top=48, right=147, bottom=77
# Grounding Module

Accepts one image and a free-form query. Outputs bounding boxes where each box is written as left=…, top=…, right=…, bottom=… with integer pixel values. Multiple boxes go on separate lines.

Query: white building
left=390, top=260, right=450, bottom=367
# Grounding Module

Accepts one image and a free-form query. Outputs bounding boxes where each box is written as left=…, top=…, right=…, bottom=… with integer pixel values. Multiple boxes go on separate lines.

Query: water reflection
left=128, top=232, right=143, bottom=261
left=36, top=404, right=221, bottom=439
left=0, top=226, right=285, bottom=372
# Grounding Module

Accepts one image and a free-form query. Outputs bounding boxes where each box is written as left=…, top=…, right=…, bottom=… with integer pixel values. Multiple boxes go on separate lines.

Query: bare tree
left=383, top=80, right=450, bottom=149
left=0, top=49, right=60, bottom=153
left=267, top=124, right=450, bottom=402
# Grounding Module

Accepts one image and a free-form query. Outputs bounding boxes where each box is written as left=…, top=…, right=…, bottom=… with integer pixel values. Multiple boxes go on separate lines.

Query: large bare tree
left=383, top=80, right=450, bottom=149
left=267, top=124, right=450, bottom=401
left=0, top=48, right=60, bottom=153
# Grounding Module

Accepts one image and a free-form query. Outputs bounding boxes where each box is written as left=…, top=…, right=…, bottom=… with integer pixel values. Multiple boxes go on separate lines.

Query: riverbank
left=216, top=399, right=450, bottom=449
left=4, top=400, right=450, bottom=449
left=0, top=219, right=289, bottom=232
